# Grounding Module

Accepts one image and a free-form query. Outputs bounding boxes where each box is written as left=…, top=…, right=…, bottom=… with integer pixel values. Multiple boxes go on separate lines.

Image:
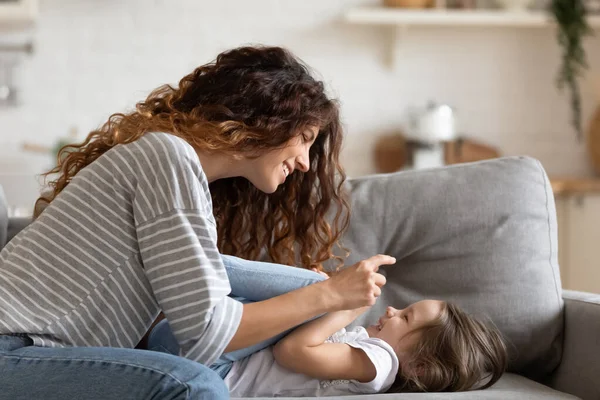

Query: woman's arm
left=272, top=307, right=376, bottom=382
left=225, top=280, right=335, bottom=351
left=225, top=254, right=394, bottom=352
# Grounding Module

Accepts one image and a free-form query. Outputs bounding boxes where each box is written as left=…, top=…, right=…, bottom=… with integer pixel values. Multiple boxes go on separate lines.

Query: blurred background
left=0, top=0, right=599, bottom=291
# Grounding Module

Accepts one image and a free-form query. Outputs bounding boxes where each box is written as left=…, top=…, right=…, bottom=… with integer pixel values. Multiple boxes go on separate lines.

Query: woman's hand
left=322, top=254, right=396, bottom=311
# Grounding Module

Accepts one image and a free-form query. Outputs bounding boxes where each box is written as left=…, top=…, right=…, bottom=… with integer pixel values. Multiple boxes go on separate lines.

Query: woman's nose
left=296, top=153, right=309, bottom=172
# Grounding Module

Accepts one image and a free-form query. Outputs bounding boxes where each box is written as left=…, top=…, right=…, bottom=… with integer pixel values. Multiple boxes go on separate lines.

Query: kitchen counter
left=550, top=178, right=600, bottom=196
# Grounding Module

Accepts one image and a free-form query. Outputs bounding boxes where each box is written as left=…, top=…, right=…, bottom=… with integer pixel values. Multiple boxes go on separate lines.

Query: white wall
left=0, top=0, right=599, bottom=208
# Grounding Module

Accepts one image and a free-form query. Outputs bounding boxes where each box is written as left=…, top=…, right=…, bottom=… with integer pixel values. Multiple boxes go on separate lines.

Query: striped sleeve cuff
left=182, top=295, right=243, bottom=365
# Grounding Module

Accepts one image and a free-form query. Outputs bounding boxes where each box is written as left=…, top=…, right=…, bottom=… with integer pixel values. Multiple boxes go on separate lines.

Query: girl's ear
left=401, top=359, right=426, bottom=377
left=412, top=363, right=426, bottom=377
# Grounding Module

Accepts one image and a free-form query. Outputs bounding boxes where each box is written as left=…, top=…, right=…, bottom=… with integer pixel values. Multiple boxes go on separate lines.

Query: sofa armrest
left=550, top=290, right=600, bottom=400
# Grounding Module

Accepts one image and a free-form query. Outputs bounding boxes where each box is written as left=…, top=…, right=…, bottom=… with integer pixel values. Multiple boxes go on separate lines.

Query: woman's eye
left=303, top=133, right=315, bottom=143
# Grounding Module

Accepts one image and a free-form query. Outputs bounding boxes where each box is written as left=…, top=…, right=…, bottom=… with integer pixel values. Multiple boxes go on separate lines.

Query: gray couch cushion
left=0, top=185, right=8, bottom=248
left=233, top=374, right=578, bottom=400
left=327, top=157, right=563, bottom=381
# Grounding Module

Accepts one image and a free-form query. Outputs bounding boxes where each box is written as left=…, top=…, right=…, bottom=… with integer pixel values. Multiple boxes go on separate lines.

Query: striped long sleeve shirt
left=0, top=132, right=243, bottom=365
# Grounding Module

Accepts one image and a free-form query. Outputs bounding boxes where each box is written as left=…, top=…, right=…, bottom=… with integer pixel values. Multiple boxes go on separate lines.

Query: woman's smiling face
left=243, top=126, right=319, bottom=194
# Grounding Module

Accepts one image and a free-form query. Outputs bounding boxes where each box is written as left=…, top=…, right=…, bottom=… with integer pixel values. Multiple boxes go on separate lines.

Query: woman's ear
left=231, top=152, right=244, bottom=161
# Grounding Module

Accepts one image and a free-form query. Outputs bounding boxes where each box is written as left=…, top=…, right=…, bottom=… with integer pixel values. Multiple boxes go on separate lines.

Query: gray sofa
left=1, top=156, right=599, bottom=400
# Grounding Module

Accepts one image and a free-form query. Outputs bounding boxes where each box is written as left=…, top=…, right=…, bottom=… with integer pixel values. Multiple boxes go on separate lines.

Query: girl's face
left=366, top=300, right=444, bottom=356
left=245, top=126, right=319, bottom=193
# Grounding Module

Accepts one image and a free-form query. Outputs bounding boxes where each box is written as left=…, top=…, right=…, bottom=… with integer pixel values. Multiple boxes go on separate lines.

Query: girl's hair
left=34, top=46, right=350, bottom=270
left=389, top=302, right=508, bottom=393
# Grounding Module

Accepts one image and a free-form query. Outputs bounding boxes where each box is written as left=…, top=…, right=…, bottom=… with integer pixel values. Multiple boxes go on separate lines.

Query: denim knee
left=181, top=363, right=229, bottom=400
left=148, top=355, right=229, bottom=400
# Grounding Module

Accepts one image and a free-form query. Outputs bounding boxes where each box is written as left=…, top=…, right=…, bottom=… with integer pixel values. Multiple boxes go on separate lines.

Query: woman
left=0, top=46, right=394, bottom=399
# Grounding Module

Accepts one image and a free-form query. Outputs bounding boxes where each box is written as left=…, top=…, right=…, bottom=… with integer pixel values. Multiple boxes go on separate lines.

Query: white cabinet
left=556, top=194, right=600, bottom=293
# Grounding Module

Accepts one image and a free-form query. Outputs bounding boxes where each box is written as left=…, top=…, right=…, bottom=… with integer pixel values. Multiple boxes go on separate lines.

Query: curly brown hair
left=35, top=46, right=350, bottom=271
left=390, top=302, right=508, bottom=393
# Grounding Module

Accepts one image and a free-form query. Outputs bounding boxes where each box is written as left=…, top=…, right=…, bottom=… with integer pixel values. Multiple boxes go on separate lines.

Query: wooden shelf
left=345, top=7, right=600, bottom=28
left=550, top=178, right=600, bottom=196
left=344, top=7, right=600, bottom=67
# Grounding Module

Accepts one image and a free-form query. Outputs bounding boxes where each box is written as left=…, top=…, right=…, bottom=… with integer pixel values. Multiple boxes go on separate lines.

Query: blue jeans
left=0, top=334, right=228, bottom=400
left=147, top=255, right=326, bottom=378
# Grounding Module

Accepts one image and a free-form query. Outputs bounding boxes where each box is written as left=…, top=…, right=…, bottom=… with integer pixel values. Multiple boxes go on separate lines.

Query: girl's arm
left=273, top=306, right=376, bottom=382
left=279, top=306, right=369, bottom=347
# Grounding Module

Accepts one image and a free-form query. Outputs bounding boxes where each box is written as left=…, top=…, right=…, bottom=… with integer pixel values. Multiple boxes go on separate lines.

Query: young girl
left=0, top=46, right=395, bottom=400
left=148, top=257, right=508, bottom=397
left=266, top=300, right=508, bottom=396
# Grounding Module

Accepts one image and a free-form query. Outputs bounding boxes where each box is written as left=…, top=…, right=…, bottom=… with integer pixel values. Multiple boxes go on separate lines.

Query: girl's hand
left=311, top=268, right=330, bottom=280
left=322, top=254, right=396, bottom=311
